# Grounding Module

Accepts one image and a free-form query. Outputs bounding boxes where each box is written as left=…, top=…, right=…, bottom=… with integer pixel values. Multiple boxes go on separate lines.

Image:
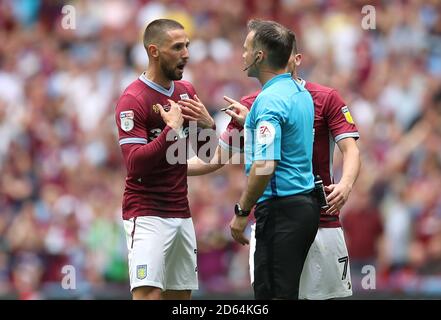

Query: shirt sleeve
left=116, top=94, right=148, bottom=145
left=115, top=94, right=175, bottom=176
left=325, top=90, right=360, bottom=143
left=252, top=95, right=282, bottom=161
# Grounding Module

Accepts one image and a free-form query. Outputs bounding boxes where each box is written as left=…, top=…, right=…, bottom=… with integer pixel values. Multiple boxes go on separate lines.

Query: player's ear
left=147, top=44, right=160, bottom=59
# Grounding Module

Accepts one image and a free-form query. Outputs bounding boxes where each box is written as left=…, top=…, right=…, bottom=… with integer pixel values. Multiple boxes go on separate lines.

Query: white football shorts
left=123, top=216, right=198, bottom=292
left=249, top=224, right=352, bottom=299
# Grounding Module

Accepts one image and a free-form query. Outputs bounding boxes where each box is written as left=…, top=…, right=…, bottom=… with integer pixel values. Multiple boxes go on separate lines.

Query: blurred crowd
left=0, top=0, right=440, bottom=299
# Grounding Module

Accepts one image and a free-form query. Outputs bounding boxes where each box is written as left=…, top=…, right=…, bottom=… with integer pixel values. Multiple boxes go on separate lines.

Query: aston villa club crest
left=120, top=110, right=134, bottom=132
left=136, top=265, right=147, bottom=280
left=152, top=104, right=171, bottom=113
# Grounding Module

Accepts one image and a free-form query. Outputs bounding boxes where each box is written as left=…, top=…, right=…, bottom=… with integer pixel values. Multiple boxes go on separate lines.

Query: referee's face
left=243, top=31, right=259, bottom=78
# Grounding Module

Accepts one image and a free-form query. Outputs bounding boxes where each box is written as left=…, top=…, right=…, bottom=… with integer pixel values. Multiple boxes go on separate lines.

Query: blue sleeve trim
left=119, top=137, right=148, bottom=145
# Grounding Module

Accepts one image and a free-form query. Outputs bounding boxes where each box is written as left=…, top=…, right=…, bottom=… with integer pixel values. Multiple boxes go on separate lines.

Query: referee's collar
left=262, top=73, right=292, bottom=91
left=297, top=77, right=306, bottom=87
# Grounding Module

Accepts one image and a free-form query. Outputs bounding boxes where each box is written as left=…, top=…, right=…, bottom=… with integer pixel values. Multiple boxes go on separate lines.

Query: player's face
left=158, top=29, right=190, bottom=80
left=243, top=31, right=259, bottom=77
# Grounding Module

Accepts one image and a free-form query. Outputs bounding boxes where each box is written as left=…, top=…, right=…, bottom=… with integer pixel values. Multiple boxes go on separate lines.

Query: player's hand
left=157, top=100, right=184, bottom=131
left=324, top=183, right=352, bottom=215
left=229, top=215, right=249, bottom=245
left=222, top=96, right=249, bottom=126
left=179, top=94, right=215, bottom=129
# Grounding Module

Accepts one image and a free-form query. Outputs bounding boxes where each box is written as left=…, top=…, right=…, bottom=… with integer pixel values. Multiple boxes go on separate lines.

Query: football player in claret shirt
left=187, top=37, right=361, bottom=299
left=115, top=19, right=214, bottom=300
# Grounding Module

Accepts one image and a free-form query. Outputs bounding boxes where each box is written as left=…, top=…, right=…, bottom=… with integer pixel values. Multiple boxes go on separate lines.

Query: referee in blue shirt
left=229, top=20, right=320, bottom=299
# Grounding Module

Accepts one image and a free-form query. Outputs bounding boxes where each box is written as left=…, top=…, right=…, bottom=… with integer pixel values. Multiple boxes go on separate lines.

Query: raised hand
left=179, top=94, right=215, bottom=129
left=157, top=99, right=184, bottom=131
left=222, top=96, right=249, bottom=126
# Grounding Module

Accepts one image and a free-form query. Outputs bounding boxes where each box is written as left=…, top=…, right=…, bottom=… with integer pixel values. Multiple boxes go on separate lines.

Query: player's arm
left=187, top=145, right=227, bottom=176
left=186, top=95, right=249, bottom=176
left=325, top=137, right=360, bottom=215
left=118, top=98, right=184, bottom=177
left=187, top=139, right=246, bottom=176
left=323, top=89, right=361, bottom=215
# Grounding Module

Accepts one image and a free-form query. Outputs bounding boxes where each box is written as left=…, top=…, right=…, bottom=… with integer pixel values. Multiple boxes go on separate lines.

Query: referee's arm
left=230, top=160, right=277, bottom=245
left=239, top=160, right=278, bottom=211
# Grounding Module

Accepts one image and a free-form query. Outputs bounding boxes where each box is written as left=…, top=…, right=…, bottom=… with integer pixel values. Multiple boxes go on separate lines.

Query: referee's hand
left=230, top=215, right=249, bottom=245
left=222, top=96, right=249, bottom=126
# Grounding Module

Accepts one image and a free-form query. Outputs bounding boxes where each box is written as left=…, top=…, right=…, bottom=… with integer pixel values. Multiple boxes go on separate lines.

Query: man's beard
left=160, top=60, right=182, bottom=81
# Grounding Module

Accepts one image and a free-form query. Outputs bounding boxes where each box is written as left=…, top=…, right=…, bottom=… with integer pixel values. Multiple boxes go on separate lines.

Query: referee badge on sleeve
left=120, top=110, right=134, bottom=132
left=341, top=106, right=354, bottom=124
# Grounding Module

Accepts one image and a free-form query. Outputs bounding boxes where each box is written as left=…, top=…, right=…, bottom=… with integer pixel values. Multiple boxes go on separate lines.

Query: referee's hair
left=292, top=34, right=298, bottom=55
left=143, top=19, right=184, bottom=49
left=247, top=19, right=295, bottom=70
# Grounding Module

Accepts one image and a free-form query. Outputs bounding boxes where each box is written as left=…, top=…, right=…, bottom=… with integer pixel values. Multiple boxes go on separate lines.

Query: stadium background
left=0, top=0, right=440, bottom=299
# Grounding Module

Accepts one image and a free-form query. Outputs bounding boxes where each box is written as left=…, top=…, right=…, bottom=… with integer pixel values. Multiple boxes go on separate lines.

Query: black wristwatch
left=234, top=203, right=251, bottom=217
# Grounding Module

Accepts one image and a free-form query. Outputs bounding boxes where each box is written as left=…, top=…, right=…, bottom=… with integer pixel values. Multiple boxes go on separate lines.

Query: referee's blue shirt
left=244, top=73, right=315, bottom=204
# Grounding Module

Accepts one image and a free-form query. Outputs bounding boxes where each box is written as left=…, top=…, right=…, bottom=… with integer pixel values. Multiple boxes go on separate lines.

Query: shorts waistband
left=256, top=192, right=315, bottom=208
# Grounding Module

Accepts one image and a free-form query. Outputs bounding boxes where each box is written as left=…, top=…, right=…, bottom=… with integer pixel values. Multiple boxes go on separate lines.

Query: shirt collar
left=262, top=73, right=292, bottom=91
left=139, top=73, right=175, bottom=97
left=297, top=77, right=306, bottom=87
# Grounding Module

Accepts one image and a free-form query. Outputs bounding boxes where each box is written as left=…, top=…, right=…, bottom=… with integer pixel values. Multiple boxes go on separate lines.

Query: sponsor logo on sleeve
left=120, top=110, right=134, bottom=132
left=256, top=121, right=276, bottom=145
left=341, top=106, right=355, bottom=124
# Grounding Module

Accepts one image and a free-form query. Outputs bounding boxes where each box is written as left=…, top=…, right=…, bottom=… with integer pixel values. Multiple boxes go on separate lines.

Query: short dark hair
left=247, top=19, right=294, bottom=69
left=292, top=34, right=298, bottom=54
left=143, top=19, right=184, bottom=49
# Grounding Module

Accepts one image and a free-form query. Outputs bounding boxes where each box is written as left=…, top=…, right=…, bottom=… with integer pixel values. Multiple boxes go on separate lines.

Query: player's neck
left=144, top=68, right=173, bottom=90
